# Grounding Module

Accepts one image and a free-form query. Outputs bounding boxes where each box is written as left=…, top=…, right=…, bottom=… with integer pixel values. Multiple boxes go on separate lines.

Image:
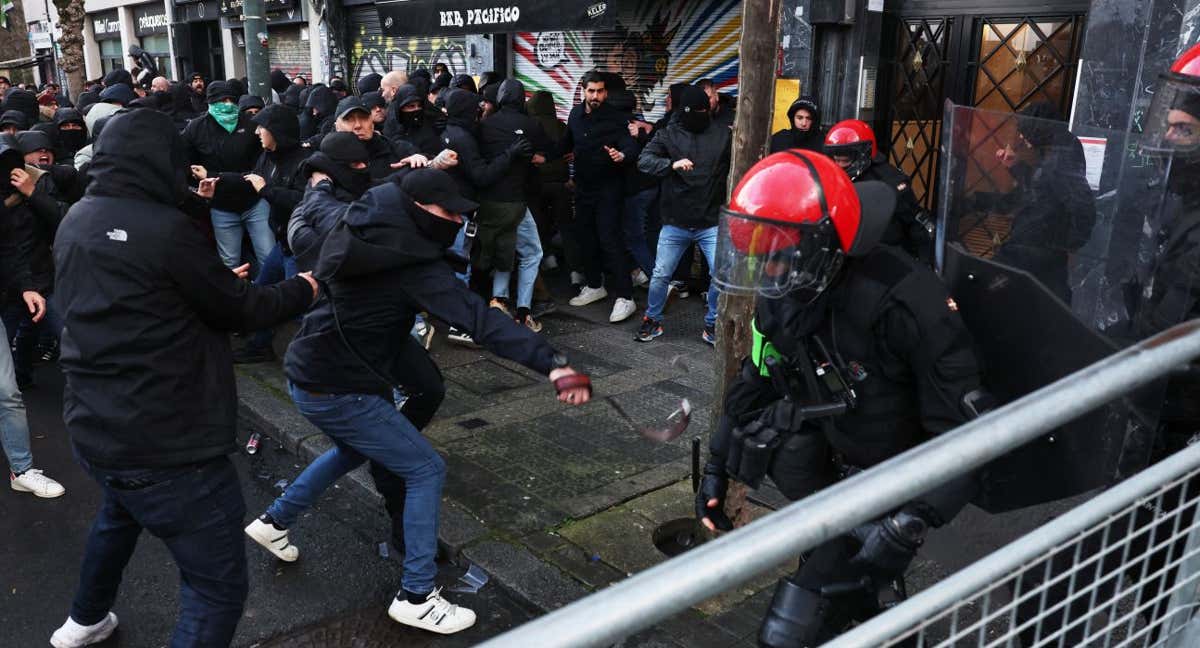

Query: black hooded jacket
left=52, top=110, right=313, bottom=469
left=284, top=178, right=558, bottom=396
left=441, top=89, right=515, bottom=201
left=384, top=84, right=442, bottom=157
left=53, top=107, right=87, bottom=160
left=251, top=105, right=311, bottom=251
left=478, top=80, right=548, bottom=203
left=769, top=97, right=825, bottom=153
left=303, top=85, right=338, bottom=144
left=182, top=108, right=263, bottom=213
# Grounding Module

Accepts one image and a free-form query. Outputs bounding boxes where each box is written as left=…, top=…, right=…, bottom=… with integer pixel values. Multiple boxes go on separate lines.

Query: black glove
left=507, top=136, right=533, bottom=160
left=848, top=509, right=928, bottom=575
left=695, top=460, right=734, bottom=531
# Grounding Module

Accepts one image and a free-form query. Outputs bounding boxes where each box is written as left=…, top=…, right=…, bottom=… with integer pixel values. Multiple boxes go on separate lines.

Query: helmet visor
left=714, top=207, right=842, bottom=300
left=823, top=141, right=873, bottom=179
left=1140, top=73, right=1200, bottom=158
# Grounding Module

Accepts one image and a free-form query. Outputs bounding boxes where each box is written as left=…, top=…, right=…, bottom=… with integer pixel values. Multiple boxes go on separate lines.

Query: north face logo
left=106, top=229, right=128, bottom=242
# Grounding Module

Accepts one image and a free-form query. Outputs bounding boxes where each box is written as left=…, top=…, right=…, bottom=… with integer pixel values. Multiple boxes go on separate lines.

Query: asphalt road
left=1, top=361, right=535, bottom=648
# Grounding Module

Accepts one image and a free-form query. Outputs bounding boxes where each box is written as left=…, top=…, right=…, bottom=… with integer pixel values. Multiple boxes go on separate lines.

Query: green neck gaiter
left=208, top=102, right=240, bottom=133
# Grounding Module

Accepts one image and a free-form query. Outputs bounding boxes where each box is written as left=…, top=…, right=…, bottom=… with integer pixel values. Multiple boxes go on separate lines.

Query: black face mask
left=58, top=128, right=85, bottom=152
left=332, top=166, right=371, bottom=199
left=413, top=205, right=463, bottom=248
left=681, top=111, right=711, bottom=133
left=401, top=109, right=424, bottom=129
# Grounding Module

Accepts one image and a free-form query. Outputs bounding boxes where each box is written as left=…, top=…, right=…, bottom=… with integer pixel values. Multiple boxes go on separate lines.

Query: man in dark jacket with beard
left=48, top=109, right=317, bottom=648
left=385, top=83, right=443, bottom=157
left=235, top=104, right=314, bottom=363
left=183, top=81, right=272, bottom=272
left=245, top=166, right=591, bottom=636
left=770, top=96, right=824, bottom=153
left=635, top=85, right=730, bottom=345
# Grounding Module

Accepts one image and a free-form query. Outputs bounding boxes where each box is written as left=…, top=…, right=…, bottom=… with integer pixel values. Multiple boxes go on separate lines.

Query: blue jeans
left=0, top=318, right=31, bottom=474
left=623, top=186, right=658, bottom=275
left=270, top=383, right=446, bottom=594
left=646, top=225, right=719, bottom=327
left=451, top=219, right=473, bottom=287
left=246, top=243, right=298, bottom=351
left=210, top=199, right=276, bottom=270
left=493, top=210, right=543, bottom=309
left=70, top=455, right=248, bottom=647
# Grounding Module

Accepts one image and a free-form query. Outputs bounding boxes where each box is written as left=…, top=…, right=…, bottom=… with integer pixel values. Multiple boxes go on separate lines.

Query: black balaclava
left=308, top=132, right=370, bottom=197
left=679, top=85, right=711, bottom=133
left=394, top=84, right=425, bottom=129
left=54, top=107, right=87, bottom=153
left=444, top=89, right=482, bottom=131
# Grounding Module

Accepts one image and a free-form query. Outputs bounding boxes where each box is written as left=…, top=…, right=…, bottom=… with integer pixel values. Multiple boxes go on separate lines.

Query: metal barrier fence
left=478, top=321, right=1200, bottom=648
left=826, top=442, right=1200, bottom=648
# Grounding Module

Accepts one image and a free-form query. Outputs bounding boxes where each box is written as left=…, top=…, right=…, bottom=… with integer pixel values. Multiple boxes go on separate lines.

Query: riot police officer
left=823, top=119, right=933, bottom=262
left=698, top=150, right=989, bottom=646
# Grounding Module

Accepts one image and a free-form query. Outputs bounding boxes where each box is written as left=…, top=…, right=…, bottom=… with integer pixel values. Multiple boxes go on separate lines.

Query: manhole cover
left=652, top=517, right=706, bottom=557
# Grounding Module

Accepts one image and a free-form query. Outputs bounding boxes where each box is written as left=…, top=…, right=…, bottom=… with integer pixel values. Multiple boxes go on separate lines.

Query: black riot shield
left=937, top=103, right=1186, bottom=512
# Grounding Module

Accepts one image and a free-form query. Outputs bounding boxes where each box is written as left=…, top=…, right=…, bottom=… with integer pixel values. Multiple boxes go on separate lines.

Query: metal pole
left=42, top=0, right=63, bottom=98
left=478, top=320, right=1200, bottom=648
left=242, top=0, right=269, bottom=100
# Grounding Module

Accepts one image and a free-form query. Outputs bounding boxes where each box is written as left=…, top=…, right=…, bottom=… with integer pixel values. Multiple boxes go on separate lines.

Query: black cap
left=319, top=131, right=369, bottom=164
left=335, top=96, right=369, bottom=120
left=206, top=81, right=236, bottom=104
left=17, top=130, right=53, bottom=154
left=401, top=168, right=479, bottom=214
left=361, top=91, right=386, bottom=110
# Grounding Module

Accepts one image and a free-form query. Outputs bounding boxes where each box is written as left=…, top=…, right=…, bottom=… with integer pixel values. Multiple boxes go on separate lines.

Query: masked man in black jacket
left=235, top=104, right=314, bottom=363
left=245, top=167, right=592, bottom=635
left=49, top=109, right=317, bottom=648
left=385, top=83, right=443, bottom=158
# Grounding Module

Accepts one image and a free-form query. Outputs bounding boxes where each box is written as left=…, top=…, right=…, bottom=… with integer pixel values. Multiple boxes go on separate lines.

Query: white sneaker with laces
left=446, top=327, right=479, bottom=348
left=569, top=285, right=608, bottom=307
left=609, top=297, right=637, bottom=323
left=244, top=518, right=299, bottom=562
left=387, top=587, right=476, bottom=634
left=632, top=269, right=649, bottom=287
left=50, top=612, right=118, bottom=648
left=10, top=468, right=65, bottom=498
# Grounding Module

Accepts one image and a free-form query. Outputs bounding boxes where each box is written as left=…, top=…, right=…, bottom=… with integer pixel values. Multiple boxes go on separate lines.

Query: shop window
left=141, top=34, right=172, bottom=80
left=99, top=39, right=124, bottom=75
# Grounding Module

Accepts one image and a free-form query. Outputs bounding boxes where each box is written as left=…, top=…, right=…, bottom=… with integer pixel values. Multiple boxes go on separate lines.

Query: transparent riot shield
left=936, top=101, right=1193, bottom=512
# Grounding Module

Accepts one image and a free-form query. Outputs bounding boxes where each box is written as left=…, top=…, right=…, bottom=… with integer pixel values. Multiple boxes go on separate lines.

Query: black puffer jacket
left=251, top=105, right=311, bottom=252
left=182, top=109, right=262, bottom=213
left=53, top=110, right=313, bottom=469
left=441, top=89, right=515, bottom=201
left=478, top=79, right=546, bottom=203
left=284, top=176, right=558, bottom=396
left=384, top=84, right=443, bottom=157
left=637, top=117, right=732, bottom=229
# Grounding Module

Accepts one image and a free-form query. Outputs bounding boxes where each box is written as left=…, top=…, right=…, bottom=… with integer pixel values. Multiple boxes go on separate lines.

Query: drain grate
left=458, top=417, right=490, bottom=430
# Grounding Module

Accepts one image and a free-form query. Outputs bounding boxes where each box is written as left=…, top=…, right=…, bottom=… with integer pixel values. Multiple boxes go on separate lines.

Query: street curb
left=235, top=372, right=491, bottom=560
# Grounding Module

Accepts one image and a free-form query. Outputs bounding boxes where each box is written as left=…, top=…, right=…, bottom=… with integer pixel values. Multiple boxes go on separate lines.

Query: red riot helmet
left=1141, top=42, right=1200, bottom=159
left=715, top=150, right=897, bottom=300
left=823, top=119, right=878, bottom=180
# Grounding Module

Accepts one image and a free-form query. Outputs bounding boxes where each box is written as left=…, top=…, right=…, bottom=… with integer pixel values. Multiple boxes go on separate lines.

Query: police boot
left=758, top=577, right=829, bottom=648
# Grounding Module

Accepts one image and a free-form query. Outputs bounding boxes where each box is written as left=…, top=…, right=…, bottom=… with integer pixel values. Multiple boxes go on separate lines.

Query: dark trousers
left=530, top=181, right=581, bottom=272
left=576, top=183, right=632, bottom=299
left=3, top=299, right=65, bottom=383
left=70, top=455, right=248, bottom=648
left=369, top=337, right=446, bottom=552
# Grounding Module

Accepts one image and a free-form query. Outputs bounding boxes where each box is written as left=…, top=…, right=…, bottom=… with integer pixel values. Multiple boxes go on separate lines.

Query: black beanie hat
left=357, top=73, right=382, bottom=95
left=319, top=131, right=370, bottom=165
left=17, top=130, right=53, bottom=154
left=206, top=81, right=236, bottom=104
left=681, top=85, right=710, bottom=112
left=270, top=69, right=291, bottom=95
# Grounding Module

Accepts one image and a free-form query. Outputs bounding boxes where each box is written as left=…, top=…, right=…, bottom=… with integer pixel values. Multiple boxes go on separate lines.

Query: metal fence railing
left=478, top=321, right=1200, bottom=648
left=825, top=441, right=1200, bottom=648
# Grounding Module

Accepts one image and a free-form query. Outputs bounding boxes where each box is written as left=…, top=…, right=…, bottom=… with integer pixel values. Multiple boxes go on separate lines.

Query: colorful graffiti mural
left=349, top=28, right=468, bottom=85
left=513, top=0, right=742, bottom=123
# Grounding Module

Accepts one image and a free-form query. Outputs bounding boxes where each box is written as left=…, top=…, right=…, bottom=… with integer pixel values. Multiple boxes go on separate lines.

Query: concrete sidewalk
left=235, top=283, right=779, bottom=646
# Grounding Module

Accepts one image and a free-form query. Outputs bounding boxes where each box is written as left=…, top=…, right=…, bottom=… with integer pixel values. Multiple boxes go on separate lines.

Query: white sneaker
left=569, top=285, right=608, bottom=307
left=245, top=517, right=299, bottom=562
left=387, top=587, right=476, bottom=634
left=50, top=612, right=118, bottom=648
left=609, top=298, right=637, bottom=323
left=10, top=468, right=65, bottom=498
left=446, top=327, right=479, bottom=348
left=632, top=269, right=649, bottom=287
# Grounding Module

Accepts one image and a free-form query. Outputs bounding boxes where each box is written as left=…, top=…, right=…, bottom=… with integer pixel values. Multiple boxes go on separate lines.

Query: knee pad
left=758, top=578, right=829, bottom=648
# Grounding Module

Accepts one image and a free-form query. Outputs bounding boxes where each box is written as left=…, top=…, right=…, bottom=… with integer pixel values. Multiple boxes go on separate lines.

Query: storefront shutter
left=268, top=25, right=311, bottom=78
left=347, top=6, right=469, bottom=88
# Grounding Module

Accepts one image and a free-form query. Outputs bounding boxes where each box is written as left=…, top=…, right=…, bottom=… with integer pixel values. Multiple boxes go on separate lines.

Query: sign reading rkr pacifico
left=374, top=0, right=614, bottom=37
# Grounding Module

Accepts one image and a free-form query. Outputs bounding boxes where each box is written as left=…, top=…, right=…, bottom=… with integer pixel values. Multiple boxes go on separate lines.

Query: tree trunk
left=714, top=0, right=784, bottom=529
left=52, top=0, right=87, bottom=98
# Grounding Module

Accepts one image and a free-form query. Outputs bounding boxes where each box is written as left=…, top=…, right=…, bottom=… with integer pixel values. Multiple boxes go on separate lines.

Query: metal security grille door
left=888, top=17, right=952, bottom=211
left=971, top=17, right=1083, bottom=115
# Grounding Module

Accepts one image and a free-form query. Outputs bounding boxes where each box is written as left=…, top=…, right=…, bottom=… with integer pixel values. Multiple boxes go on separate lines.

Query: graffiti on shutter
left=348, top=7, right=469, bottom=87
left=513, top=0, right=742, bottom=124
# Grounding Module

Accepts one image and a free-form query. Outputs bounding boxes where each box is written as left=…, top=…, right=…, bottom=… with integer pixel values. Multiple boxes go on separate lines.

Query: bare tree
left=52, top=0, right=86, bottom=97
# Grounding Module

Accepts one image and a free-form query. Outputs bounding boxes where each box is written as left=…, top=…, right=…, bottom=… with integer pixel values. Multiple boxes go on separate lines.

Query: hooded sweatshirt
left=284, top=176, right=558, bottom=396
left=302, top=84, right=338, bottom=143
left=384, top=83, right=442, bottom=156
left=52, top=107, right=87, bottom=160
left=53, top=109, right=314, bottom=469
left=769, top=96, right=825, bottom=153
left=251, top=104, right=311, bottom=251
left=477, top=79, right=549, bottom=203
left=440, top=89, right=516, bottom=201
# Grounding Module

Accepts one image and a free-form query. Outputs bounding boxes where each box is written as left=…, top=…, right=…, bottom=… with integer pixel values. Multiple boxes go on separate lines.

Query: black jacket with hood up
left=478, top=80, right=547, bottom=203
left=251, top=104, right=311, bottom=250
left=769, top=97, right=825, bottom=154
left=440, top=89, right=515, bottom=201
left=52, top=110, right=314, bottom=469
left=384, top=84, right=443, bottom=157
left=285, top=177, right=558, bottom=396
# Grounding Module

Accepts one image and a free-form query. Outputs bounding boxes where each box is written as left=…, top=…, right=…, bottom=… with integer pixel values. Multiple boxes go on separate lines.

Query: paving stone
left=557, top=509, right=663, bottom=576
left=623, top=480, right=696, bottom=525
left=463, top=540, right=590, bottom=612
left=651, top=609, right=746, bottom=648
left=543, top=543, right=628, bottom=590
left=439, top=500, right=490, bottom=556
left=443, top=359, right=539, bottom=395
